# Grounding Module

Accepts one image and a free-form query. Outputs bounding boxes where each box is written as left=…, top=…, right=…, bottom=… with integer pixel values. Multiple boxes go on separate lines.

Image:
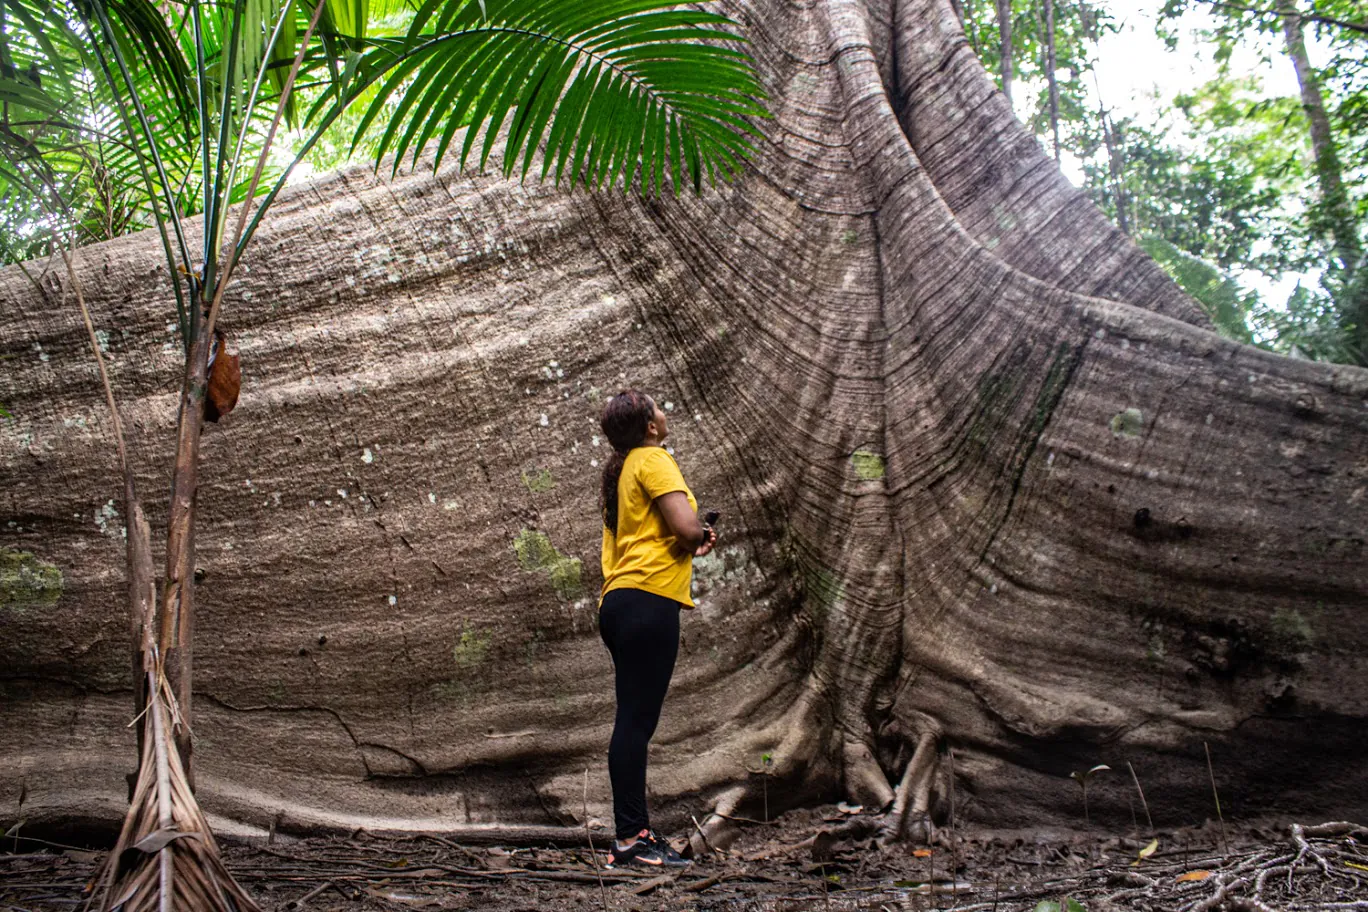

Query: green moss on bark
left=513, top=529, right=584, bottom=600
left=1, top=549, right=63, bottom=611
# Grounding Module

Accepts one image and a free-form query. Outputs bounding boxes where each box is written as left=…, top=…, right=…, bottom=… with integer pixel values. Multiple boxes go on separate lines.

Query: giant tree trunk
left=2, top=0, right=1365, bottom=843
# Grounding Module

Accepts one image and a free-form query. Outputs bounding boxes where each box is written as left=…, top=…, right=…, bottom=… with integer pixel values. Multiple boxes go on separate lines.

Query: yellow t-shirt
left=601, top=446, right=697, bottom=607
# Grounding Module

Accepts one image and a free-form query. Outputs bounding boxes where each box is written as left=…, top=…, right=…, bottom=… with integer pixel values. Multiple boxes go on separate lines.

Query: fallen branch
left=280, top=879, right=332, bottom=910
left=682, top=871, right=739, bottom=893
left=625, top=872, right=676, bottom=895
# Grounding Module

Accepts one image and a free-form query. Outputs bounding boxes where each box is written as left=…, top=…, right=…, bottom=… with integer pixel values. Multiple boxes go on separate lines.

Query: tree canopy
left=961, top=0, right=1368, bottom=364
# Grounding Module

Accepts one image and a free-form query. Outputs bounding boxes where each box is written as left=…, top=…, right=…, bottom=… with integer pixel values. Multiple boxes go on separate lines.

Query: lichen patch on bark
left=0, top=548, right=63, bottom=609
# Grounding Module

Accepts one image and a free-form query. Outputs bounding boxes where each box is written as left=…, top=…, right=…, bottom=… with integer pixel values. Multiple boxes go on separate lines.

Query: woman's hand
left=694, top=526, right=717, bottom=557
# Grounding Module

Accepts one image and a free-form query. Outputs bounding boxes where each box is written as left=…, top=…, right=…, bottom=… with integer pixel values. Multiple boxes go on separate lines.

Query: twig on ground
left=742, top=834, right=818, bottom=862
left=683, top=872, right=734, bottom=893
left=1204, top=743, right=1228, bottom=857
left=582, top=768, right=610, bottom=912
left=417, top=834, right=484, bottom=866
left=281, top=879, right=332, bottom=910
left=1127, top=761, right=1155, bottom=835
left=690, top=815, right=716, bottom=859
left=949, top=747, right=959, bottom=906
left=627, top=873, right=678, bottom=896
left=714, top=813, right=779, bottom=827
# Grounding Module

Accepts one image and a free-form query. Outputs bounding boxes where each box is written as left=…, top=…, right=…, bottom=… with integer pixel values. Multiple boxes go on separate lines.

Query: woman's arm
left=656, top=491, right=716, bottom=556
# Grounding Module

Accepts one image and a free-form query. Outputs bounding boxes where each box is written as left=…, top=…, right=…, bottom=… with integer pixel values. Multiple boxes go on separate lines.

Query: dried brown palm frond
left=89, top=671, right=259, bottom=912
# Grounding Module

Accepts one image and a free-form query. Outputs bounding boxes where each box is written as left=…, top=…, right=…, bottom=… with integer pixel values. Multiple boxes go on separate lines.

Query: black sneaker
left=644, top=830, right=690, bottom=866
left=604, top=829, right=690, bottom=868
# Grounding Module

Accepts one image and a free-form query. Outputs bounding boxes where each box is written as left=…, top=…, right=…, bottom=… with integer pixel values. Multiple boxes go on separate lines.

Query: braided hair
left=599, top=390, right=656, bottom=535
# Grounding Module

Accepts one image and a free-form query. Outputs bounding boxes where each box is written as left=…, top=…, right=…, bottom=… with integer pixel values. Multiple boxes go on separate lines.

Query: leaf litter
left=1, top=811, right=1364, bottom=911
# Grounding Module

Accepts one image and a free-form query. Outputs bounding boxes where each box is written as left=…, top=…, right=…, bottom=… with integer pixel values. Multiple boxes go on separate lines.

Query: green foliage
left=1034, top=898, right=1086, bottom=912
left=1140, top=237, right=1259, bottom=342
left=960, top=0, right=1117, bottom=146
left=959, top=0, right=1366, bottom=363
left=1260, top=282, right=1360, bottom=361
left=0, top=0, right=767, bottom=276
left=341, top=0, right=768, bottom=194
left=1154, top=0, right=1366, bottom=363
left=1140, top=236, right=1358, bottom=361
left=0, top=0, right=206, bottom=259
left=1084, top=80, right=1309, bottom=277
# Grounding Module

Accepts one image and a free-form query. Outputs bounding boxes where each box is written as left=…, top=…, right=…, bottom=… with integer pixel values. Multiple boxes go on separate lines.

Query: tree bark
left=996, top=0, right=1014, bottom=107
left=1275, top=0, right=1365, bottom=363
left=1, top=0, right=1365, bottom=842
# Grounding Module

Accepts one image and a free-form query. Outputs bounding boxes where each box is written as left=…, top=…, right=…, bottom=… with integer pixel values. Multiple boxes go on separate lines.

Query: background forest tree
left=959, top=0, right=1367, bottom=364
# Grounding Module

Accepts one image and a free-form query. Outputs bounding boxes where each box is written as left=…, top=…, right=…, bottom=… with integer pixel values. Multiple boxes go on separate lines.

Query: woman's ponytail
left=599, top=390, right=656, bottom=535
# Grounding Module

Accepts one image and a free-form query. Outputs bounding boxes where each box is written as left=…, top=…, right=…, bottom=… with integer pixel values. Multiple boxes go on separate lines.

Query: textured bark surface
left=2, top=0, right=1366, bottom=841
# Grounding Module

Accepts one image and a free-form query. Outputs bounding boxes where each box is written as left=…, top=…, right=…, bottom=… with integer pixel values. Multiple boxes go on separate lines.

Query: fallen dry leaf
left=913, top=849, right=933, bottom=858
left=1131, top=838, right=1159, bottom=866
left=1176, top=870, right=1212, bottom=882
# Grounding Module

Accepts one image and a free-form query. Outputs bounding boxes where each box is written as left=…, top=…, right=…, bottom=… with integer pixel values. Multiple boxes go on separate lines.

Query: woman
left=597, top=390, right=716, bottom=868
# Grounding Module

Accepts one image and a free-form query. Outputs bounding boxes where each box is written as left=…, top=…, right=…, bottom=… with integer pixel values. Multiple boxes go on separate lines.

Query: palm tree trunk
left=158, top=306, right=212, bottom=786
left=1275, top=0, right=1365, bottom=362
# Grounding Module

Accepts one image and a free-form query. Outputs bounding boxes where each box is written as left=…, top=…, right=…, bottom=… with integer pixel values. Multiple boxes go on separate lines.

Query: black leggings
left=599, top=588, right=681, bottom=840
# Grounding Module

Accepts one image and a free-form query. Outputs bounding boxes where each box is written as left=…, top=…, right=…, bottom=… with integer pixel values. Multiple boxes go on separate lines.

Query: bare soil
left=3, top=811, right=1364, bottom=911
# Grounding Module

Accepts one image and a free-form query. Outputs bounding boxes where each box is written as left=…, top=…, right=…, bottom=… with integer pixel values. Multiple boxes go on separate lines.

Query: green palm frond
left=324, top=0, right=368, bottom=41
left=5, top=0, right=766, bottom=281
left=338, top=0, right=767, bottom=193
left=103, top=0, right=198, bottom=135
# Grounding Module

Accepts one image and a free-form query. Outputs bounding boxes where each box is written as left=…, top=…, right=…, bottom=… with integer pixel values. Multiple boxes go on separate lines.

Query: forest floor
left=2, top=809, right=1364, bottom=911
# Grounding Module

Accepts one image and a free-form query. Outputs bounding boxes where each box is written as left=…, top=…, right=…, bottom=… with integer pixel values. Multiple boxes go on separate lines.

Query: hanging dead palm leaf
left=89, top=671, right=260, bottom=912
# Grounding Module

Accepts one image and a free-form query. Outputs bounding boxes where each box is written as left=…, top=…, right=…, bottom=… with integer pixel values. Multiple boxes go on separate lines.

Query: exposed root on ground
left=685, top=679, right=949, bottom=857
left=878, top=729, right=940, bottom=845
left=1033, top=821, right=1368, bottom=912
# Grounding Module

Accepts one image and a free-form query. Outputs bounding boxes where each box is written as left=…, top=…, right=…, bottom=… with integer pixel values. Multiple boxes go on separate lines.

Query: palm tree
left=1, top=2, right=764, bottom=907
